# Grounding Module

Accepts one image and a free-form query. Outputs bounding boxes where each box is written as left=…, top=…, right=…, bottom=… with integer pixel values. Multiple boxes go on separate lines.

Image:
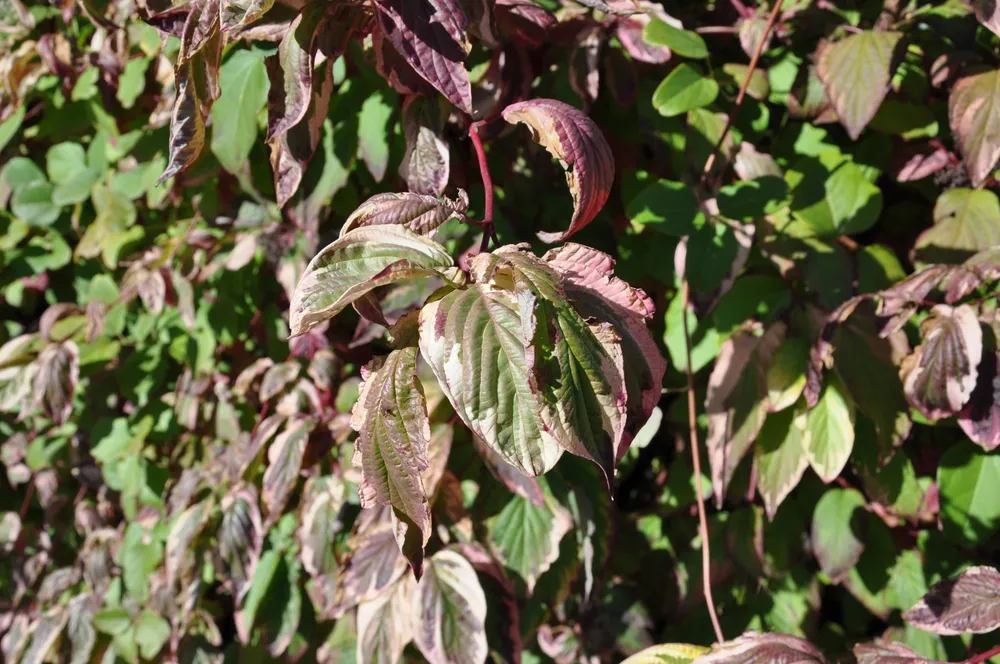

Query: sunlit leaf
left=958, top=352, right=1000, bottom=452
left=502, top=99, right=615, bottom=242
left=621, top=643, right=711, bottom=664
left=697, top=632, right=826, bottom=663
left=413, top=549, right=489, bottom=664
left=652, top=63, right=719, bottom=118
left=220, top=0, right=275, bottom=31
left=802, top=372, right=855, bottom=483
left=854, top=643, right=939, bottom=664
left=211, top=49, right=269, bottom=175
left=399, top=94, right=450, bottom=196
left=812, top=487, right=865, bottom=582
left=340, top=191, right=469, bottom=237
left=949, top=68, right=1000, bottom=186
left=904, top=566, right=1000, bottom=635
left=261, top=417, right=310, bottom=519
left=914, top=188, right=1000, bottom=264
left=755, top=407, right=809, bottom=520
left=357, top=574, right=416, bottom=664
left=336, top=513, right=408, bottom=612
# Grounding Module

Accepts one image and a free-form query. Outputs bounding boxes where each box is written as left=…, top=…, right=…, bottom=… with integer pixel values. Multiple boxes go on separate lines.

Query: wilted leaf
left=341, top=191, right=469, bottom=237
left=914, top=188, right=1000, bottom=264
left=413, top=549, right=489, bottom=664
left=802, top=373, right=855, bottom=483
left=904, top=566, right=1000, bottom=635
left=374, top=0, right=473, bottom=113
left=959, top=352, right=1000, bottom=452
left=351, top=347, right=432, bottom=574
left=261, top=417, right=310, bottom=519
left=502, top=99, right=614, bottom=242
left=900, top=304, right=982, bottom=421
left=698, top=632, right=826, bottom=664
left=31, top=341, right=78, bottom=425
left=755, top=407, right=809, bottom=520
left=290, top=226, right=454, bottom=336
left=816, top=31, right=903, bottom=140
left=357, top=574, right=416, bottom=664
left=950, top=68, right=1000, bottom=186
left=399, top=94, right=450, bottom=196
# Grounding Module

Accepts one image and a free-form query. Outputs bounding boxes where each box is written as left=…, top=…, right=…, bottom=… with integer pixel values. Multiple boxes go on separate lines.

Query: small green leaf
left=211, top=49, right=269, bottom=175
left=643, top=19, right=708, bottom=58
left=803, top=373, right=855, bottom=483
left=755, top=407, right=809, bottom=519
left=812, top=487, right=866, bottom=581
left=11, top=180, right=59, bottom=226
left=94, top=608, right=132, bottom=636
left=357, top=90, right=394, bottom=182
left=653, top=63, right=719, bottom=117
left=786, top=152, right=883, bottom=236
left=134, top=610, right=171, bottom=660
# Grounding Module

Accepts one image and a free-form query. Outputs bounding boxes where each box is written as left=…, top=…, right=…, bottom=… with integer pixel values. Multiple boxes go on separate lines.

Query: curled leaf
left=341, top=191, right=469, bottom=237
left=502, top=99, right=614, bottom=242
left=399, top=94, right=451, bottom=196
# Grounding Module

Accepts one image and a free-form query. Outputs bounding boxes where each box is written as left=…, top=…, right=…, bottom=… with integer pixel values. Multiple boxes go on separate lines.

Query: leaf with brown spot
left=502, top=98, right=614, bottom=242
left=900, top=304, right=982, bottom=421
left=341, top=191, right=470, bottom=238
left=949, top=68, right=1000, bottom=186
left=399, top=95, right=451, bottom=197
left=904, top=566, right=1000, bottom=635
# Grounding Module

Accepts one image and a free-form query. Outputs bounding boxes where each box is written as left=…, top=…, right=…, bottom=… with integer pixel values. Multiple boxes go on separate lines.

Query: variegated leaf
left=218, top=487, right=263, bottom=601
left=290, top=225, right=454, bottom=337
left=697, top=632, right=826, bottom=664
left=340, top=191, right=469, bottom=238
left=220, top=0, right=275, bottom=32
left=19, top=608, right=68, bottom=664
left=357, top=573, right=416, bottom=664
left=904, top=566, right=1000, bottom=635
left=335, top=513, right=408, bottom=612
left=543, top=243, right=665, bottom=456
left=959, top=351, right=1000, bottom=452
left=298, top=475, right=346, bottom=618
left=374, top=0, right=473, bottom=113
left=413, top=549, right=489, bottom=664
left=621, top=643, right=711, bottom=664
left=261, top=417, right=310, bottom=520
left=854, top=643, right=940, bottom=664
left=166, top=497, right=215, bottom=591
left=502, top=99, right=614, bottom=242
left=755, top=406, right=809, bottom=520
left=950, top=68, right=1000, bottom=186
left=31, top=340, right=78, bottom=425
left=351, top=347, right=432, bottom=574
left=399, top=94, right=451, bottom=196
left=265, top=3, right=328, bottom=143
left=900, top=304, right=982, bottom=421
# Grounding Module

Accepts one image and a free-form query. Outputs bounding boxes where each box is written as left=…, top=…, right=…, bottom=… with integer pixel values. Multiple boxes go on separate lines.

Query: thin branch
left=696, top=26, right=739, bottom=34
left=964, top=645, right=1000, bottom=664
left=469, top=121, right=496, bottom=252
left=698, top=0, right=784, bottom=196
left=680, top=279, right=725, bottom=644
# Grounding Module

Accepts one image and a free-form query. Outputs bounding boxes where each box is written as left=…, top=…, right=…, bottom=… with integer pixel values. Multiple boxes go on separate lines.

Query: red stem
left=964, top=645, right=1000, bottom=664
left=469, top=121, right=497, bottom=252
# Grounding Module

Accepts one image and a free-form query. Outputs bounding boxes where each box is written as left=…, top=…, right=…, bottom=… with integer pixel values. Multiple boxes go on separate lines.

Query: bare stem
left=680, top=279, right=725, bottom=644
left=964, top=645, right=1000, bottom=664
left=698, top=0, right=784, bottom=195
left=469, top=121, right=496, bottom=252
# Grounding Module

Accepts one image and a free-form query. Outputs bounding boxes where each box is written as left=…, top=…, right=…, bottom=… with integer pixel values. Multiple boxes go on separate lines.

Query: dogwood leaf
left=340, top=191, right=469, bottom=237
left=904, top=566, right=1000, bottom=635
left=949, top=68, right=1000, bottom=186
left=413, top=550, right=489, bottom=664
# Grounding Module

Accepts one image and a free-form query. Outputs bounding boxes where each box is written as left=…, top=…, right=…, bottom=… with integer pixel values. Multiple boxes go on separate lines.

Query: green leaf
left=712, top=275, right=791, bottom=340
left=357, top=90, right=393, bottom=182
left=766, top=339, right=808, bottom=412
left=755, top=407, right=809, bottom=519
left=211, top=49, right=269, bottom=175
left=290, top=225, right=454, bottom=336
left=786, top=152, right=882, bottom=236
left=117, top=57, right=149, bottom=109
left=950, top=68, right=1000, bottom=186
left=47, top=142, right=100, bottom=206
left=487, top=492, right=571, bottom=592
left=626, top=179, right=701, bottom=235
left=716, top=176, right=789, bottom=221
left=653, top=63, right=719, bottom=118
left=643, top=19, right=708, bottom=58
left=621, top=644, right=710, bottom=664
left=938, top=442, right=1000, bottom=545
left=220, top=0, right=275, bottom=31
left=94, top=608, right=132, bottom=636
left=803, top=372, right=855, bottom=483
left=812, top=487, right=866, bottom=582
left=134, top=610, right=171, bottom=660
left=914, top=189, right=1000, bottom=264
left=11, top=180, right=59, bottom=227
left=0, top=105, right=24, bottom=153
left=236, top=548, right=281, bottom=642
left=816, top=31, right=903, bottom=140
left=351, top=347, right=432, bottom=574
left=413, top=549, right=489, bottom=664
left=664, top=289, right=721, bottom=374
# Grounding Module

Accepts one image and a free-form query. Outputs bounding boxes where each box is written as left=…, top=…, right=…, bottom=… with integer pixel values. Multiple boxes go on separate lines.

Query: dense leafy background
left=2, top=0, right=1000, bottom=663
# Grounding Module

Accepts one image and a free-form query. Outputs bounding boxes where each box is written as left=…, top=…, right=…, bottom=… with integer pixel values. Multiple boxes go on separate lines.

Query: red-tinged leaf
left=220, top=0, right=275, bottom=32
left=943, top=248, right=1000, bottom=303
left=569, top=25, right=601, bottom=104
left=904, top=566, right=1000, bottom=635
left=698, top=632, right=826, bottom=664
left=179, top=0, right=221, bottom=63
left=816, top=31, right=904, bottom=141
left=459, top=0, right=500, bottom=47
left=496, top=0, right=554, bottom=48
left=297, top=475, right=346, bottom=618
left=914, top=188, right=1000, bottom=264
left=374, top=0, right=473, bottom=114
left=373, top=28, right=436, bottom=97
left=734, top=142, right=783, bottom=181
left=218, top=486, right=264, bottom=602
left=261, top=417, right=310, bottom=522
left=351, top=347, right=432, bottom=576
left=502, top=99, right=614, bottom=242
left=854, top=643, right=940, bottom=664
left=975, top=0, right=1000, bottom=37
left=399, top=95, right=451, bottom=197
left=265, top=3, right=329, bottom=143
left=412, top=549, right=489, bottom=664
left=334, top=512, right=408, bottom=614
left=269, top=59, right=334, bottom=208
left=31, top=341, right=78, bottom=425
left=341, top=191, right=470, bottom=238
left=614, top=2, right=675, bottom=64
left=543, top=243, right=665, bottom=454
left=876, top=265, right=953, bottom=318
left=738, top=17, right=771, bottom=59
left=891, top=144, right=951, bottom=182
left=900, top=304, right=982, bottom=421
left=143, top=6, right=192, bottom=38
left=949, top=68, right=1000, bottom=186
left=357, top=574, right=416, bottom=664
left=472, top=435, right=546, bottom=507
left=959, top=352, right=1000, bottom=452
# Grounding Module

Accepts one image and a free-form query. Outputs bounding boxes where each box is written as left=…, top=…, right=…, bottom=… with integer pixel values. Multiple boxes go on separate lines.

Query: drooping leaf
left=904, top=566, right=1000, bottom=635
left=351, top=347, right=432, bottom=574
left=31, top=341, right=78, bottom=425
left=20, top=609, right=69, bottom=664
left=900, top=304, right=982, bottom=421
left=958, top=352, right=1000, bottom=452
left=543, top=243, right=665, bottom=452
left=413, top=549, right=489, bottom=664
left=802, top=372, right=855, bottom=483
left=914, top=188, right=1000, bottom=264
left=357, top=574, right=416, bottom=664
left=487, top=492, right=572, bottom=592
left=949, top=68, right=1000, bottom=186
left=264, top=3, right=328, bottom=143
left=374, top=0, right=473, bottom=113
left=399, top=94, right=450, bottom=196
left=815, top=31, right=903, bottom=140
left=755, top=406, right=809, bottom=520
left=418, top=283, right=564, bottom=476
left=569, top=25, right=601, bottom=103
left=290, top=225, right=454, bottom=337
left=812, top=487, right=866, bottom=582
left=261, top=417, right=310, bottom=519
left=697, top=632, right=826, bottom=664
left=340, top=191, right=469, bottom=237
left=211, top=49, right=269, bottom=175
left=502, top=99, right=615, bottom=242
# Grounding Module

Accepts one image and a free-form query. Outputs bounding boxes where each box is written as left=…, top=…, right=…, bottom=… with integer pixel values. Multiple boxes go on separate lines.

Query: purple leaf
left=340, top=191, right=469, bottom=237
left=959, top=352, right=1000, bottom=452
left=904, top=566, right=1000, bottom=635
left=698, top=632, right=826, bottom=664
left=399, top=95, right=451, bottom=196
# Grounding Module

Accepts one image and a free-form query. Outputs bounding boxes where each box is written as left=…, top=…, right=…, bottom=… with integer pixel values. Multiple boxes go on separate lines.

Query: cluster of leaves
left=2, top=0, right=1000, bottom=663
